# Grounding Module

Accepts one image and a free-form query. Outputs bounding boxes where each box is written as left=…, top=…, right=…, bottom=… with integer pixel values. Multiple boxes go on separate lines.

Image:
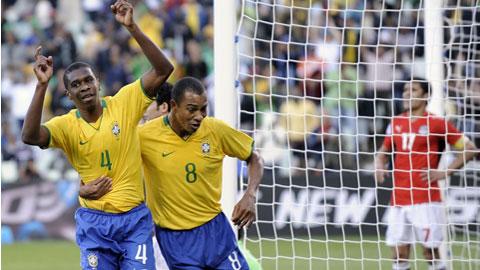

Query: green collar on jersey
left=163, top=115, right=170, bottom=126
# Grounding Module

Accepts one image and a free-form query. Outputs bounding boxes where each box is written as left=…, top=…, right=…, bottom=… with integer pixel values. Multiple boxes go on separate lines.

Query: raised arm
left=111, top=0, right=174, bottom=97
left=232, top=151, right=264, bottom=229
left=21, top=46, right=53, bottom=148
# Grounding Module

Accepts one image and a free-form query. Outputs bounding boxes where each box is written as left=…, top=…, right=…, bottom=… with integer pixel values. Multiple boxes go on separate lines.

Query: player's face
left=172, top=91, right=207, bottom=134
left=65, top=67, right=100, bottom=108
left=402, top=82, right=427, bottom=111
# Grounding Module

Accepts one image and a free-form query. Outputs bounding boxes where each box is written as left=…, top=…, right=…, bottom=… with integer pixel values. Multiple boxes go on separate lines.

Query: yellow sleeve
left=214, top=119, right=254, bottom=161
left=111, top=79, right=154, bottom=125
left=42, top=114, right=71, bottom=151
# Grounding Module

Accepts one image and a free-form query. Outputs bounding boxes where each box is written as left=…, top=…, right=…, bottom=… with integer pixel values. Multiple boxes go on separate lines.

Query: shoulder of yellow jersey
left=202, top=116, right=228, bottom=130
left=138, top=116, right=165, bottom=138
left=47, top=108, right=77, bottom=124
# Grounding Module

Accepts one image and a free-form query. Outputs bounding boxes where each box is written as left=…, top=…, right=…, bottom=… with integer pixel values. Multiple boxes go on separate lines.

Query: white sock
left=428, top=261, right=447, bottom=270
left=393, top=261, right=410, bottom=270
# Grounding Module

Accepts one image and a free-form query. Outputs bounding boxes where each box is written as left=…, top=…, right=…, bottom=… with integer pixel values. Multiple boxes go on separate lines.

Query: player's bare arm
left=375, top=145, right=390, bottom=184
left=21, top=46, right=53, bottom=148
left=111, top=0, right=173, bottom=98
left=421, top=137, right=478, bottom=182
left=79, top=176, right=113, bottom=200
left=232, top=150, right=264, bottom=229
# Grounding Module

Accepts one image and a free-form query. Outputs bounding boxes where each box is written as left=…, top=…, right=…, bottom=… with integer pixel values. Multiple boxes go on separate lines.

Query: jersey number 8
left=185, top=163, right=197, bottom=183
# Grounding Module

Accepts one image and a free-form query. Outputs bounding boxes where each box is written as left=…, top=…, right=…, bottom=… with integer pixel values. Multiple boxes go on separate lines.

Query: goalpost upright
left=424, top=1, right=452, bottom=268
left=214, top=0, right=238, bottom=221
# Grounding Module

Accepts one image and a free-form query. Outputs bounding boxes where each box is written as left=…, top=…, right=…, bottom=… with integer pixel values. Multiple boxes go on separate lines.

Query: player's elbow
left=21, top=129, right=46, bottom=148
left=156, top=62, right=174, bottom=81
left=150, top=65, right=174, bottom=87
left=21, top=130, right=35, bottom=145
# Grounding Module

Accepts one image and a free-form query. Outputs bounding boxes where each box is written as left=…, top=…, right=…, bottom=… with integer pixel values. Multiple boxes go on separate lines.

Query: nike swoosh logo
left=162, top=151, right=174, bottom=157
left=79, top=141, right=88, bottom=145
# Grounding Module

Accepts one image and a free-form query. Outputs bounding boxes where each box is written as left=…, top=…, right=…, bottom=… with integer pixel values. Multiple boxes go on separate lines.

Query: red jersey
left=382, top=112, right=463, bottom=205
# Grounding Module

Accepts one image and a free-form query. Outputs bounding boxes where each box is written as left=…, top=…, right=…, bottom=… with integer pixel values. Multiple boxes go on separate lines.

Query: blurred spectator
left=359, top=44, right=400, bottom=135
left=49, top=68, right=74, bottom=116
left=82, top=0, right=105, bottom=22
left=34, top=0, right=54, bottom=30
left=1, top=31, right=28, bottom=71
left=18, top=158, right=42, bottom=184
left=1, top=121, right=18, bottom=161
left=184, top=39, right=208, bottom=81
left=45, top=23, right=77, bottom=70
left=2, top=64, right=37, bottom=130
left=279, top=81, right=327, bottom=169
left=296, top=46, right=325, bottom=100
left=104, top=44, right=130, bottom=95
left=182, top=0, right=205, bottom=38
left=325, top=63, right=363, bottom=153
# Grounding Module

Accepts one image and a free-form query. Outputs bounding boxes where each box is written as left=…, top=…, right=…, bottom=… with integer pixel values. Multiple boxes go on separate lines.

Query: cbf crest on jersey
left=201, top=141, right=210, bottom=154
left=111, top=121, right=121, bottom=139
left=87, top=253, right=98, bottom=268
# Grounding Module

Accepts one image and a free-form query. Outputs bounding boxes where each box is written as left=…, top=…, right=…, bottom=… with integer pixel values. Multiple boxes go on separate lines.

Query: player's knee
left=392, top=248, right=409, bottom=261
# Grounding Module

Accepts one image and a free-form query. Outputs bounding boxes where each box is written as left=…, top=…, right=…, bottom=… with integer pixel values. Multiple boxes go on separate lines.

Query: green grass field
left=1, top=237, right=477, bottom=270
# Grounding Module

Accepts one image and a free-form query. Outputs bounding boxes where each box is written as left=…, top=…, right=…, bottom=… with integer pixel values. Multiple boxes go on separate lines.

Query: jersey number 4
left=100, top=150, right=112, bottom=171
left=135, top=244, right=147, bottom=264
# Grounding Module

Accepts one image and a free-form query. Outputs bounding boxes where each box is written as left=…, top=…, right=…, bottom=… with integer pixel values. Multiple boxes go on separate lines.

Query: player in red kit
left=375, top=78, right=477, bottom=270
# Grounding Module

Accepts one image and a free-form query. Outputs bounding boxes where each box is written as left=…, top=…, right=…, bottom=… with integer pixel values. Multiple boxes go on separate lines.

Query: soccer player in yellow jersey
left=138, top=77, right=264, bottom=269
left=21, top=1, right=173, bottom=269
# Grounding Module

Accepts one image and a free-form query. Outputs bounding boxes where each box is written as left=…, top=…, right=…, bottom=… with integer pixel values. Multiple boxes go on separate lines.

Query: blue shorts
left=156, top=212, right=249, bottom=270
left=75, top=203, right=155, bottom=270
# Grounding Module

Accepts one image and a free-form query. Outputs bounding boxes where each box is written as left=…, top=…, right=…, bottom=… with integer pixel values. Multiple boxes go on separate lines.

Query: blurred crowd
left=237, top=0, right=480, bottom=173
left=1, top=0, right=479, bottom=183
left=1, top=0, right=214, bottom=183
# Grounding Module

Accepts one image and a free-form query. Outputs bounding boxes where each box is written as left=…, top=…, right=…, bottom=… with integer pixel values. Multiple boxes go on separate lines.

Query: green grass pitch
left=1, top=237, right=474, bottom=270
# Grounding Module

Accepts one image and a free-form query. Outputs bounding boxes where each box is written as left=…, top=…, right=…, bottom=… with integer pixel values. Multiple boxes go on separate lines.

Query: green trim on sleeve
left=245, top=140, right=255, bottom=162
left=140, top=79, right=155, bottom=101
left=41, top=125, right=52, bottom=149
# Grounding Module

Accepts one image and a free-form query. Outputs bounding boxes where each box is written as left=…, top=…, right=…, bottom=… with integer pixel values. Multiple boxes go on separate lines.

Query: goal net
left=235, top=0, right=480, bottom=269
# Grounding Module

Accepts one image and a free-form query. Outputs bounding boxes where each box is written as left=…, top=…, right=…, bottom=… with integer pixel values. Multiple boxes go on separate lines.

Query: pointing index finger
left=34, top=46, right=42, bottom=60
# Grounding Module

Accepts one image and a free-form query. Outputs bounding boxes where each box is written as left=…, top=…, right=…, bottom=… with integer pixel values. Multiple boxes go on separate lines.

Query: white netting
left=236, top=0, right=480, bottom=269
left=444, top=1, right=480, bottom=269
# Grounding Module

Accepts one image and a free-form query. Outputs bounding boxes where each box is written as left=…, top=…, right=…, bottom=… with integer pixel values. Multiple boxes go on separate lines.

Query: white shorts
left=385, top=203, right=447, bottom=248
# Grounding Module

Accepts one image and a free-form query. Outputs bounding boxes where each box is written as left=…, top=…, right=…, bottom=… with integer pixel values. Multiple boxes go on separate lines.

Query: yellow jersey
left=43, top=79, right=153, bottom=213
left=139, top=116, right=253, bottom=230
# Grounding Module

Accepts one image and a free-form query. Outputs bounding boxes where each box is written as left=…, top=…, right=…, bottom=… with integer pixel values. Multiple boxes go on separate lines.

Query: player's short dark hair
left=156, top=82, right=173, bottom=111
left=410, top=77, right=431, bottom=95
left=63, top=62, right=94, bottom=90
left=172, top=77, right=206, bottom=104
